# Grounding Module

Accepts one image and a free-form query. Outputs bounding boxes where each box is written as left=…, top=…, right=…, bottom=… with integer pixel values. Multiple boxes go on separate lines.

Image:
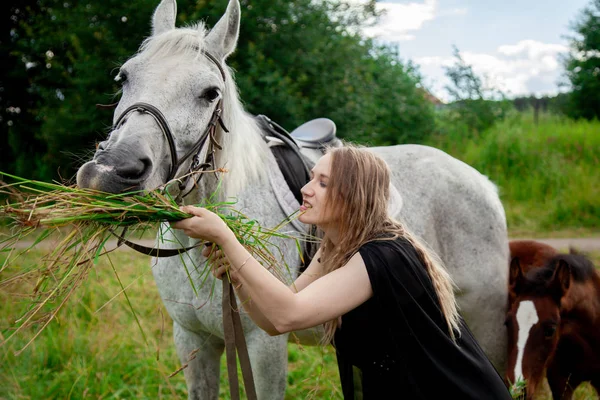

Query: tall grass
left=2, top=249, right=599, bottom=399
left=429, top=112, right=600, bottom=235
left=0, top=249, right=341, bottom=399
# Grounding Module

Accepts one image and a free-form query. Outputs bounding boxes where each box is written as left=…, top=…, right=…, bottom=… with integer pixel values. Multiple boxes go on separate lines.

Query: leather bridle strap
left=223, top=279, right=258, bottom=400
left=108, top=230, right=259, bottom=400
left=108, top=227, right=204, bottom=257
left=114, top=102, right=179, bottom=180
left=111, top=50, right=229, bottom=184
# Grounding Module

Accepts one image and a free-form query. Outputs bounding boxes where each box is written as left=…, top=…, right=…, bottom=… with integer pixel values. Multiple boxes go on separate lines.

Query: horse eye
left=201, top=88, right=220, bottom=103
left=543, top=324, right=557, bottom=338
left=115, top=71, right=128, bottom=84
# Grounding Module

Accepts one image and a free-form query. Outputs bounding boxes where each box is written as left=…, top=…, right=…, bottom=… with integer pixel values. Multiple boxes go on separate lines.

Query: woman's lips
left=300, top=201, right=312, bottom=212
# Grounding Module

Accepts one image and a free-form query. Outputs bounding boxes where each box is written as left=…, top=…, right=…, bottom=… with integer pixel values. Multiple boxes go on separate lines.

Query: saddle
left=254, top=114, right=341, bottom=204
left=254, top=115, right=341, bottom=270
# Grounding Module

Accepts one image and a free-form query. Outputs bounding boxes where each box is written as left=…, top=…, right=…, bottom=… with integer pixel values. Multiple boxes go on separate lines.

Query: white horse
left=76, top=0, right=509, bottom=398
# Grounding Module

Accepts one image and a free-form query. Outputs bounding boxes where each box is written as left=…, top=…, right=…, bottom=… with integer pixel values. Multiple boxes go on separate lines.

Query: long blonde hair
left=318, top=145, right=461, bottom=343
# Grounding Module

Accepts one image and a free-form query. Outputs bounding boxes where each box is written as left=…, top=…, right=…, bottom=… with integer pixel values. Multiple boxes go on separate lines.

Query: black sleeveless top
left=333, top=237, right=511, bottom=399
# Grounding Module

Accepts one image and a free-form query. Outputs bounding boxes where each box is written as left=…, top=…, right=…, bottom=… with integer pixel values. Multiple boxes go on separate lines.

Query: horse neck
left=181, top=120, right=269, bottom=206
left=210, top=74, right=269, bottom=200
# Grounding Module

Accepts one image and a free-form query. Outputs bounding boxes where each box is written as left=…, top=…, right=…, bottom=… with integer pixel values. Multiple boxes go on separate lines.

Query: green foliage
left=512, top=94, right=570, bottom=116
left=429, top=112, right=600, bottom=234
left=441, top=46, right=512, bottom=136
left=563, top=0, right=600, bottom=120
left=509, top=377, right=526, bottom=399
left=1, top=0, right=433, bottom=182
left=2, top=0, right=159, bottom=182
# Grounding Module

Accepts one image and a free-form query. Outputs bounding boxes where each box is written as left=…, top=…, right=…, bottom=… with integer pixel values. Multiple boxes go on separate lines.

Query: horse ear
left=205, top=0, right=240, bottom=60
left=509, top=256, right=525, bottom=287
left=152, top=0, right=177, bottom=37
left=550, top=259, right=571, bottom=299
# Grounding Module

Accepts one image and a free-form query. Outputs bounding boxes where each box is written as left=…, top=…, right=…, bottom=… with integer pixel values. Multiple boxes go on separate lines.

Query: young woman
left=172, top=146, right=511, bottom=399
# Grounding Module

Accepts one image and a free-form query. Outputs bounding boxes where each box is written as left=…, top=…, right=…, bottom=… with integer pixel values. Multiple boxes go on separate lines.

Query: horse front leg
left=245, top=329, right=289, bottom=400
left=173, top=322, right=224, bottom=400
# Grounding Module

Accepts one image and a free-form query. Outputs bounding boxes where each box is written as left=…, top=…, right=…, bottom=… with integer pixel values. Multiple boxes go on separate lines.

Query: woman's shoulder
left=359, top=235, right=417, bottom=268
left=359, top=235, right=411, bottom=255
left=358, top=234, right=429, bottom=301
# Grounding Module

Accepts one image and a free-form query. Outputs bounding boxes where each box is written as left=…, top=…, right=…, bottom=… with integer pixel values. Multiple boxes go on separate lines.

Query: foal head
left=508, top=240, right=558, bottom=307
left=505, top=252, right=598, bottom=398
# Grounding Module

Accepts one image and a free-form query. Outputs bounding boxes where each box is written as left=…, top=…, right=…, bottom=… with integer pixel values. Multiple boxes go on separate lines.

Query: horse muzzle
left=77, top=151, right=155, bottom=194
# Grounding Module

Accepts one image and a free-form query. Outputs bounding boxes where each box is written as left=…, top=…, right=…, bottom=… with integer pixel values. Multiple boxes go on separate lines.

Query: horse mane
left=137, top=24, right=269, bottom=199
left=523, top=252, right=597, bottom=294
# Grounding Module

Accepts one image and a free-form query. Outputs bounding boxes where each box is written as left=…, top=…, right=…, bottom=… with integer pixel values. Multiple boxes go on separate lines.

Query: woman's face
left=299, top=153, right=337, bottom=229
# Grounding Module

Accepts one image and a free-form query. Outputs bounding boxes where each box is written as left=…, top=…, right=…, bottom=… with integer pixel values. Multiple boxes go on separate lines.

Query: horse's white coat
left=514, top=300, right=538, bottom=383
left=76, top=1, right=510, bottom=399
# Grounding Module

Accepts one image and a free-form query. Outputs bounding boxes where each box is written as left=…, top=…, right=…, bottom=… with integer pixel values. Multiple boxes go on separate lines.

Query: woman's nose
left=301, top=182, right=312, bottom=197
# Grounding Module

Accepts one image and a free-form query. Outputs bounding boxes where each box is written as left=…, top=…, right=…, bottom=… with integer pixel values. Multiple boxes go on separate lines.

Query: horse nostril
left=115, top=157, right=152, bottom=180
left=97, top=140, right=108, bottom=151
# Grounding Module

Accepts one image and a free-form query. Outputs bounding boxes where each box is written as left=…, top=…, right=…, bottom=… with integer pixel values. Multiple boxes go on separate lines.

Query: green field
left=2, top=249, right=599, bottom=399
left=428, top=113, right=600, bottom=237
left=0, top=249, right=341, bottom=399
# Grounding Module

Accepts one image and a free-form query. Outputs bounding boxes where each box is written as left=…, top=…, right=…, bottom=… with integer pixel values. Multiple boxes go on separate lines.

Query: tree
left=0, top=0, right=46, bottom=180
left=563, top=0, right=600, bottom=120
left=2, top=0, right=158, bottom=181
left=1, top=0, right=435, bottom=181
left=442, top=46, right=511, bottom=136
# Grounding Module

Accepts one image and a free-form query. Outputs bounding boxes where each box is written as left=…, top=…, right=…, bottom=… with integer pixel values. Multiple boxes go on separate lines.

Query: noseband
left=112, top=50, right=229, bottom=192
left=105, top=51, right=230, bottom=255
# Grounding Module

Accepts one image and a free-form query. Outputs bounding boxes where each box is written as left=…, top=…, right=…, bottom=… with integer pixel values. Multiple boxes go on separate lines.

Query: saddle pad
left=266, top=148, right=309, bottom=235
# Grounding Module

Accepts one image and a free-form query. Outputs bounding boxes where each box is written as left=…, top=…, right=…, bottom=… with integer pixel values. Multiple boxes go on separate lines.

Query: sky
left=356, top=0, right=590, bottom=102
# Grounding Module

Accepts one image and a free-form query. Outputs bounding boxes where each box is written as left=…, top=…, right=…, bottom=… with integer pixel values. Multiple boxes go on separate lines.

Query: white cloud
left=497, top=40, right=567, bottom=59
left=441, top=7, right=468, bottom=17
left=415, top=40, right=570, bottom=101
left=362, top=0, right=438, bottom=42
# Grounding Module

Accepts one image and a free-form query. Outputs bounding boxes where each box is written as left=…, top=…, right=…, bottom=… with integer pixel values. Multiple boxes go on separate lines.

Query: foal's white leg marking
left=514, top=300, right=538, bottom=382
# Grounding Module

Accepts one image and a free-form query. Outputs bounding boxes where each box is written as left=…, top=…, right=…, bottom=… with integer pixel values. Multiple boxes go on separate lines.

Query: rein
left=99, top=50, right=257, bottom=400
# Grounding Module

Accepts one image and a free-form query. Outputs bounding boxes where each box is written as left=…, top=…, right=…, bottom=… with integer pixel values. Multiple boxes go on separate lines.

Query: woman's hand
left=170, top=206, right=235, bottom=246
left=202, top=244, right=230, bottom=280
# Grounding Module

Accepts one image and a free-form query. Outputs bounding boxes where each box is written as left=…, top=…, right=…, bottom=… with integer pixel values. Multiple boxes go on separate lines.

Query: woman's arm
left=172, top=206, right=373, bottom=335
left=289, top=247, right=324, bottom=293
left=205, top=244, right=324, bottom=333
left=203, top=245, right=280, bottom=333
left=220, top=235, right=372, bottom=334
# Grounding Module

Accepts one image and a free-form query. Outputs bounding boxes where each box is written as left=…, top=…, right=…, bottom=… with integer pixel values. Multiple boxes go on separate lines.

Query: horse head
left=505, top=252, right=596, bottom=398
left=76, top=0, right=266, bottom=200
left=508, top=240, right=558, bottom=307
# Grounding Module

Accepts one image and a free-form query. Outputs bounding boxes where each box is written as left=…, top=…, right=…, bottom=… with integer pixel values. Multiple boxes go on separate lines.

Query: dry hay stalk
left=0, top=172, right=309, bottom=353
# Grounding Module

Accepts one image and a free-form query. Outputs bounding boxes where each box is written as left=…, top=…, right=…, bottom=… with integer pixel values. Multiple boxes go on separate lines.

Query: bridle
left=105, top=50, right=230, bottom=255
left=105, top=50, right=258, bottom=400
left=112, top=50, right=229, bottom=197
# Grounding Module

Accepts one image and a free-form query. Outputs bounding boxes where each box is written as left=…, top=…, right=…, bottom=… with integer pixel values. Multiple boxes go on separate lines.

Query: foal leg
left=173, top=322, right=224, bottom=400
left=244, top=329, right=288, bottom=400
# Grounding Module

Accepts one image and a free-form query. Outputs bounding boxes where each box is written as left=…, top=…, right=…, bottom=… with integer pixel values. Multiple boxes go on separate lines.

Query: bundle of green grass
left=0, top=172, right=305, bottom=350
